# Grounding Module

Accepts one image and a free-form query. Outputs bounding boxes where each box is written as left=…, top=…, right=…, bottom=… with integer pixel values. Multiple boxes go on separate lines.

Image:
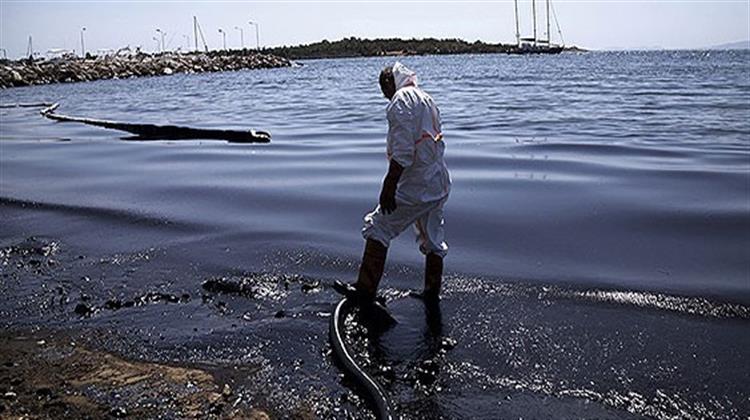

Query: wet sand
left=0, top=330, right=274, bottom=419
left=0, top=232, right=322, bottom=418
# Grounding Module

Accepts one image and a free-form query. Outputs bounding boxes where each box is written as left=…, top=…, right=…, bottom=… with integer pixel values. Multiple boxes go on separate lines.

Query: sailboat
left=509, top=0, right=564, bottom=54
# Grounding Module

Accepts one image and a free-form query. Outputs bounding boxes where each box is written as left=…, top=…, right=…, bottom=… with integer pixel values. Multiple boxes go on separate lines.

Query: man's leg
left=413, top=199, right=448, bottom=302
left=334, top=238, right=387, bottom=303
left=353, top=238, right=387, bottom=299
left=423, top=252, right=443, bottom=300
left=335, top=202, right=432, bottom=302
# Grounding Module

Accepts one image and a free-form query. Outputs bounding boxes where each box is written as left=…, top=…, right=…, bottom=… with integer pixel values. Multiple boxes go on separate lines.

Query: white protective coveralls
left=362, top=62, right=452, bottom=257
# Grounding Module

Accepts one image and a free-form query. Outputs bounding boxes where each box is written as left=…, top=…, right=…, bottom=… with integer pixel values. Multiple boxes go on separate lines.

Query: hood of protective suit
left=392, top=62, right=418, bottom=90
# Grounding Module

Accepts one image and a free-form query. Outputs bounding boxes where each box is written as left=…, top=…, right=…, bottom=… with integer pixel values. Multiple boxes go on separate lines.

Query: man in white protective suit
left=335, top=62, right=451, bottom=305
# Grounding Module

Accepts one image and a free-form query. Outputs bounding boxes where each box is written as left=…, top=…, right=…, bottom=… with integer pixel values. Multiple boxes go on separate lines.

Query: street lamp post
left=152, top=37, right=160, bottom=53
left=248, top=21, right=260, bottom=50
left=80, top=27, right=86, bottom=58
left=218, top=28, right=227, bottom=50
left=156, top=28, right=166, bottom=52
left=234, top=26, right=244, bottom=50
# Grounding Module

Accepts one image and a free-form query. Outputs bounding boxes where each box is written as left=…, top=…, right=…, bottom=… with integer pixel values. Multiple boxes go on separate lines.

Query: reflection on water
left=1, top=51, right=748, bottom=300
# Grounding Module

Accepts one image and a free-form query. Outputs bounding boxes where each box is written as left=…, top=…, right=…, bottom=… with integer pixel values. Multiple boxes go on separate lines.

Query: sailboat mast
left=546, top=0, right=551, bottom=44
left=532, top=0, right=537, bottom=45
left=193, top=16, right=198, bottom=52
left=514, top=0, right=520, bottom=46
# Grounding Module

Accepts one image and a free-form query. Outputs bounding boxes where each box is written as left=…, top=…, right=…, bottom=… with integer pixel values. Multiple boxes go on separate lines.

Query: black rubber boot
left=410, top=253, right=443, bottom=305
left=334, top=239, right=387, bottom=303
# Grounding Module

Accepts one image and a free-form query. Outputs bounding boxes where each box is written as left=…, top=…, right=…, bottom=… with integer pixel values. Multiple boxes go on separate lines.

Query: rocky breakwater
left=0, top=51, right=292, bottom=88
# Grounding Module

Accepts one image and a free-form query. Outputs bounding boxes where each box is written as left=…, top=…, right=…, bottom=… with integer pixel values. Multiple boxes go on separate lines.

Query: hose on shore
left=330, top=298, right=394, bottom=420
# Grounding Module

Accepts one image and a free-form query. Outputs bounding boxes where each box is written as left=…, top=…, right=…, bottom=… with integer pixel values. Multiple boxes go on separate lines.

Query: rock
left=274, top=310, right=286, bottom=318
left=0, top=51, right=291, bottom=89
left=35, top=387, right=54, bottom=399
left=221, top=384, right=232, bottom=398
left=440, top=337, right=458, bottom=351
left=104, top=299, right=123, bottom=310
left=415, top=359, right=439, bottom=385
left=377, top=365, right=396, bottom=381
left=208, top=401, right=223, bottom=415
left=110, top=407, right=128, bottom=418
left=203, top=278, right=242, bottom=295
left=74, top=303, right=93, bottom=316
left=2, top=392, right=16, bottom=400
left=9, top=70, right=25, bottom=84
left=249, top=410, right=271, bottom=420
left=300, top=280, right=320, bottom=293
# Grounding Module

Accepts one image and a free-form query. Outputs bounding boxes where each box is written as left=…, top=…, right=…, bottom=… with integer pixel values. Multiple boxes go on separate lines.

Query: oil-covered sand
left=1, top=225, right=748, bottom=418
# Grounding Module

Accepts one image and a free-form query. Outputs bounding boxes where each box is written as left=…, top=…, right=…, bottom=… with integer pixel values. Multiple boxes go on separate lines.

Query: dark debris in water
left=71, top=291, right=191, bottom=318
left=0, top=237, right=60, bottom=277
left=201, top=272, right=322, bottom=301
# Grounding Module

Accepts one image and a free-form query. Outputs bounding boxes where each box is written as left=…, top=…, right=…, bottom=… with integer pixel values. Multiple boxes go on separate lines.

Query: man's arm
left=381, top=97, right=413, bottom=214
left=379, top=158, right=404, bottom=214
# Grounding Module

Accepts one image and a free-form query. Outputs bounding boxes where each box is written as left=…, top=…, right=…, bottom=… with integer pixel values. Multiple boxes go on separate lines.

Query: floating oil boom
left=510, top=0, right=565, bottom=54
left=40, top=103, right=271, bottom=143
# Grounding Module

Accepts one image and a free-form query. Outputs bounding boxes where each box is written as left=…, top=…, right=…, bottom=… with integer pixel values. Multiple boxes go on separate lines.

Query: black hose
left=330, top=298, right=394, bottom=420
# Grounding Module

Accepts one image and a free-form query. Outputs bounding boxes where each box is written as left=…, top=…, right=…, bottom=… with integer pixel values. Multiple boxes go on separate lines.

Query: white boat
left=508, top=0, right=565, bottom=54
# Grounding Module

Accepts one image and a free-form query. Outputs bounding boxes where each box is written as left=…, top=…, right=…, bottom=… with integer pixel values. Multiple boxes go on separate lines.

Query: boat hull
left=507, top=45, right=564, bottom=55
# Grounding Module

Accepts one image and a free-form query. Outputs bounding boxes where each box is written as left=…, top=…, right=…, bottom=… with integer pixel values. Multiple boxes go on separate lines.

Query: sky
left=0, top=1, right=748, bottom=59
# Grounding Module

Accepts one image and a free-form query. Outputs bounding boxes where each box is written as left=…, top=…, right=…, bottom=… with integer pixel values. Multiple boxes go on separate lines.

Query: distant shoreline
left=265, top=37, right=586, bottom=60
left=3, top=37, right=747, bottom=89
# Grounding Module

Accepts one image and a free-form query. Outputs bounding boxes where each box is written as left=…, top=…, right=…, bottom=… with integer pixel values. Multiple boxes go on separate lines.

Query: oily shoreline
left=0, top=232, right=340, bottom=419
left=0, top=50, right=292, bottom=89
left=0, top=329, right=278, bottom=419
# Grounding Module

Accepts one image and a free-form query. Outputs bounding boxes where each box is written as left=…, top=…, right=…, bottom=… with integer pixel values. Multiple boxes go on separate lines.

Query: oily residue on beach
left=1, top=235, right=748, bottom=419
left=1, top=51, right=749, bottom=418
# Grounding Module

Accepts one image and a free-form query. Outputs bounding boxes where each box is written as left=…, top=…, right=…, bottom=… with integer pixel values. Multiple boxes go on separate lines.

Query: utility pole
left=80, top=27, right=86, bottom=58
left=235, top=26, right=244, bottom=49
left=218, top=28, right=226, bottom=50
left=514, top=0, right=520, bottom=46
left=248, top=21, right=260, bottom=50
left=532, top=0, right=537, bottom=45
